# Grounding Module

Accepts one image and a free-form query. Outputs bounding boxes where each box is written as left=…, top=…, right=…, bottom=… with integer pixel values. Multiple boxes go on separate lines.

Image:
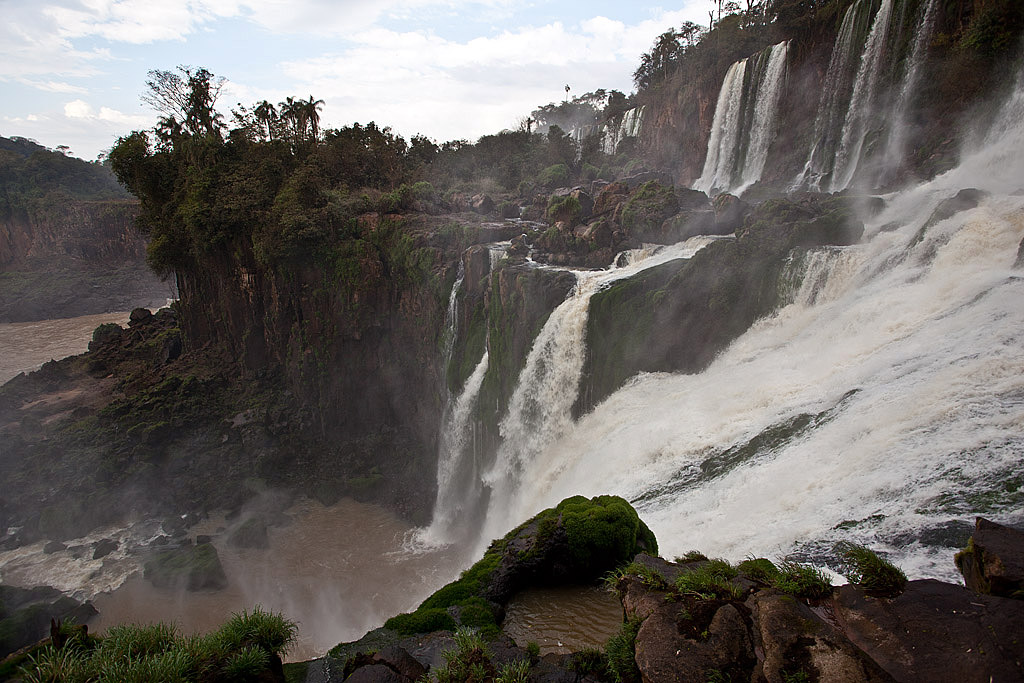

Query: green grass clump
left=737, top=557, right=780, bottom=583
left=836, top=543, right=907, bottom=596
left=606, top=618, right=643, bottom=683
left=605, top=561, right=669, bottom=593
left=675, top=559, right=743, bottom=601
left=15, top=606, right=295, bottom=682
left=568, top=648, right=609, bottom=678
left=772, top=562, right=833, bottom=599
left=495, top=659, right=531, bottom=683
left=430, top=627, right=496, bottom=683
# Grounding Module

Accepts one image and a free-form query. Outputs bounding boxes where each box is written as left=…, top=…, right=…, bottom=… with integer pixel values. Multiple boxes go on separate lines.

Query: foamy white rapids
left=480, top=73, right=1024, bottom=581
left=0, top=520, right=166, bottom=600
left=478, top=236, right=723, bottom=540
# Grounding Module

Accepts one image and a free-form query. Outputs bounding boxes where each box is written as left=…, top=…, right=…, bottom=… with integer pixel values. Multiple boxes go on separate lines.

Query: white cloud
left=274, top=8, right=706, bottom=142
left=64, top=99, right=95, bottom=118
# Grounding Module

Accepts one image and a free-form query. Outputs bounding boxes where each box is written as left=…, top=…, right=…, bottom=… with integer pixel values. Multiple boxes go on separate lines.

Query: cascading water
left=476, top=67, right=1024, bottom=579
left=795, top=0, right=876, bottom=190
left=879, top=0, right=939, bottom=181
left=694, top=41, right=790, bottom=196
left=477, top=237, right=723, bottom=542
left=831, top=0, right=896, bottom=191
left=602, top=107, right=645, bottom=155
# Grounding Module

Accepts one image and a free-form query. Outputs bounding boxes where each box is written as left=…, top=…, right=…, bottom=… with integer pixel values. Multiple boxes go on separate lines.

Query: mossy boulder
left=619, top=181, right=680, bottom=241
left=143, top=543, right=228, bottom=591
left=384, top=495, right=657, bottom=636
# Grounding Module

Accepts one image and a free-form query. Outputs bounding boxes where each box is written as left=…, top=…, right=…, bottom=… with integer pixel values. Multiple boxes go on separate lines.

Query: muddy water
left=0, top=311, right=133, bottom=384
left=502, top=585, right=624, bottom=655
left=90, top=499, right=462, bottom=662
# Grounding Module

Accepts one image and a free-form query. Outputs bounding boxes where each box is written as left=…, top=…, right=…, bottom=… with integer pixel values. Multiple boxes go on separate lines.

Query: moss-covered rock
left=382, top=495, right=657, bottom=637
left=143, top=543, right=228, bottom=591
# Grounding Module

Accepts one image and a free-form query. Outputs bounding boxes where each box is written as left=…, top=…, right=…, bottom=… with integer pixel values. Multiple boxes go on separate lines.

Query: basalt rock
left=955, top=517, right=1024, bottom=598
left=579, top=193, right=864, bottom=415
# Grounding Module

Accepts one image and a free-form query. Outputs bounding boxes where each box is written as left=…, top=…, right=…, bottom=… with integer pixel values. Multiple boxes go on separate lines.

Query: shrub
left=91, top=322, right=123, bottom=345
left=772, top=562, right=833, bottom=599
left=496, top=659, right=531, bottom=683
left=546, top=194, right=582, bottom=225
left=215, top=606, right=297, bottom=656
left=538, top=164, right=570, bottom=187
left=568, top=648, right=608, bottom=677
left=836, top=543, right=907, bottom=596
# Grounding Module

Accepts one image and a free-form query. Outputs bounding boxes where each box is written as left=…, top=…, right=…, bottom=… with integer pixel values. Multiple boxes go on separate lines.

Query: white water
left=831, top=0, right=895, bottom=191
left=736, top=41, right=790, bottom=195
left=602, top=107, right=645, bottom=155
left=695, top=41, right=789, bottom=196
left=881, top=0, right=939, bottom=177
left=478, top=237, right=723, bottom=541
left=473, top=69, right=1024, bottom=580
left=694, top=60, right=748, bottom=194
left=795, top=0, right=872, bottom=190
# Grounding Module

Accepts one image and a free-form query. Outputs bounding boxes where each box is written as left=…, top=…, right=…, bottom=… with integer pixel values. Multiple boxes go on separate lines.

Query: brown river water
left=0, top=312, right=625, bottom=662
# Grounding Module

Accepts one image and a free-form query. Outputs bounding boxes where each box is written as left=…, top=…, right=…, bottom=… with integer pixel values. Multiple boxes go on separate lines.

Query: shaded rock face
left=0, top=586, right=97, bottom=659
left=955, top=517, right=1024, bottom=598
left=832, top=580, right=1024, bottom=682
left=578, top=194, right=863, bottom=414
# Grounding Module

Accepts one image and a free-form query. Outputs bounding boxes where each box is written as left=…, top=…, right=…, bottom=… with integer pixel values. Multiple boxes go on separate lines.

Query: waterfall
left=602, top=107, right=645, bottom=155
left=880, top=0, right=939, bottom=180
left=477, top=68, right=1024, bottom=579
left=795, top=0, right=876, bottom=190
left=694, top=60, right=748, bottom=194
left=478, top=237, right=722, bottom=540
left=694, top=41, right=790, bottom=196
left=831, top=0, right=896, bottom=191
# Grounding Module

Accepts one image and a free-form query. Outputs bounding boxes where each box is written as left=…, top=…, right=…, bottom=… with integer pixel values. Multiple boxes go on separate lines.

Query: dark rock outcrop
left=955, top=517, right=1024, bottom=598
left=578, top=194, right=863, bottom=414
left=142, top=542, right=228, bottom=591
left=0, top=586, right=97, bottom=659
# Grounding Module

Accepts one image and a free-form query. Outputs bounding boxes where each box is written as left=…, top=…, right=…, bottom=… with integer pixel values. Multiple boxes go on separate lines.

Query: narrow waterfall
left=480, top=67, right=1024, bottom=580
left=796, top=0, right=876, bottom=190
left=694, top=60, right=748, bottom=194
left=602, top=107, right=645, bottom=155
left=416, top=244, right=504, bottom=547
left=830, top=0, right=896, bottom=191
left=879, top=0, right=939, bottom=180
left=694, top=41, right=790, bottom=196
left=735, top=41, right=790, bottom=194
left=478, top=237, right=722, bottom=543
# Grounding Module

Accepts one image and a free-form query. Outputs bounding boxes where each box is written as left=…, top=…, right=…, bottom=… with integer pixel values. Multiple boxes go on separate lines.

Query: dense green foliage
left=0, top=136, right=128, bottom=225
left=15, top=607, right=295, bottom=683
left=674, top=559, right=744, bottom=600
left=605, top=618, right=643, bottom=683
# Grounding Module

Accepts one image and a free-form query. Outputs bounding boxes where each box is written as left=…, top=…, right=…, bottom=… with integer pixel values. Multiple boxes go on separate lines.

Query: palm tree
left=253, top=100, right=277, bottom=141
left=303, top=96, right=325, bottom=141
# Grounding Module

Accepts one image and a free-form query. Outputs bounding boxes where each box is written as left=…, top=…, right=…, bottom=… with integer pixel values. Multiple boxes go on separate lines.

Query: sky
left=0, top=0, right=709, bottom=161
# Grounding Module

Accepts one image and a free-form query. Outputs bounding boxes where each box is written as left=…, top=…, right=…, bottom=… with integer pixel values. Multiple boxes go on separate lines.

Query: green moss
left=385, top=608, right=457, bottom=636
left=546, top=194, right=582, bottom=225
left=674, top=560, right=744, bottom=601
left=555, top=492, right=658, bottom=567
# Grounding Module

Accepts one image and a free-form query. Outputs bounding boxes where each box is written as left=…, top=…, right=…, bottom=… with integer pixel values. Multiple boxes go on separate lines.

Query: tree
left=141, top=66, right=225, bottom=138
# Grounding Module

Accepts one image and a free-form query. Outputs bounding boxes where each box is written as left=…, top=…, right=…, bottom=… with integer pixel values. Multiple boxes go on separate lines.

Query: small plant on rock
left=772, top=561, right=833, bottom=599
left=606, top=618, right=643, bottom=683
left=836, top=542, right=907, bottom=596
left=675, top=559, right=743, bottom=600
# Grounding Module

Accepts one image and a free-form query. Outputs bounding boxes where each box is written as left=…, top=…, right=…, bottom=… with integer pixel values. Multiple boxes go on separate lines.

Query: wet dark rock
left=470, top=194, right=495, bottom=215
left=711, top=192, right=750, bottom=234
left=371, top=645, right=427, bottom=681
left=42, top=541, right=66, bottom=554
left=160, top=330, right=182, bottom=363
left=1014, top=236, right=1024, bottom=268
left=196, top=534, right=213, bottom=545
left=128, top=307, right=153, bottom=326
left=346, top=663, right=407, bottom=683
left=143, top=542, right=228, bottom=591
left=0, top=586, right=97, bottom=659
left=832, top=579, right=1024, bottom=681
left=227, top=516, right=269, bottom=549
left=751, top=590, right=892, bottom=682
left=955, top=517, right=1024, bottom=598
left=924, top=188, right=989, bottom=229
left=621, top=170, right=673, bottom=189
left=91, top=538, right=118, bottom=559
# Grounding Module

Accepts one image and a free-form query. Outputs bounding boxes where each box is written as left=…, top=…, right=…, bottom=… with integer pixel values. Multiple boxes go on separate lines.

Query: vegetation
left=772, top=561, right=833, bottom=599
left=674, top=559, right=745, bottom=600
left=15, top=607, right=296, bottom=683
left=605, top=618, right=643, bottom=683
left=836, top=542, right=907, bottom=596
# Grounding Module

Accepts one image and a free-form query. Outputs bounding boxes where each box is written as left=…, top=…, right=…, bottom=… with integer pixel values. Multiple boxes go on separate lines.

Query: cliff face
left=0, top=137, right=172, bottom=321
